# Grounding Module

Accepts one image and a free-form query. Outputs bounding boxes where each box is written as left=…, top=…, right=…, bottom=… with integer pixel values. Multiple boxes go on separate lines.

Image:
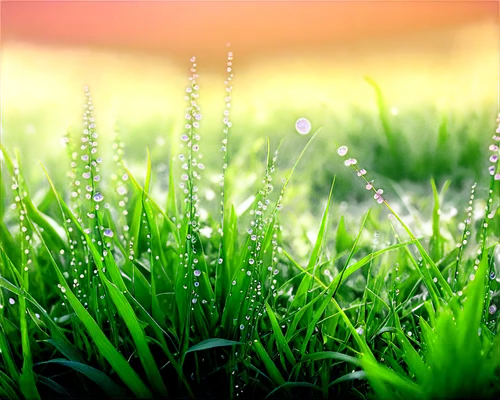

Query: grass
left=0, top=52, right=499, bottom=399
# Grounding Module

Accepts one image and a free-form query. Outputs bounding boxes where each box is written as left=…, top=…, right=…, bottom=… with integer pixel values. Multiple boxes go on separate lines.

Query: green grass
left=0, top=54, right=499, bottom=399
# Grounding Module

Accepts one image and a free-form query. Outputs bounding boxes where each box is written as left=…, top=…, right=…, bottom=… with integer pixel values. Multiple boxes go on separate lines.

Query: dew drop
left=103, top=229, right=114, bottom=238
left=337, top=146, right=348, bottom=156
left=93, top=192, right=104, bottom=202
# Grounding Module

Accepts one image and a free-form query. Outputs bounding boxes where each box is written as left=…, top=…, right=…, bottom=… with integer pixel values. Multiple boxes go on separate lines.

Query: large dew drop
left=295, top=117, right=311, bottom=135
left=103, top=229, right=114, bottom=238
left=93, top=192, right=104, bottom=202
left=337, top=146, right=348, bottom=156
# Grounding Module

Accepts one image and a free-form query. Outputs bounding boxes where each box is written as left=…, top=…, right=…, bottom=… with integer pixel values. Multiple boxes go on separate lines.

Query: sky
left=2, top=1, right=498, bottom=66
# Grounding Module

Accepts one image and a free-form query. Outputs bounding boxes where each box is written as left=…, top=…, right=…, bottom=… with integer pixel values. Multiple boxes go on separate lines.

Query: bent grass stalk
left=335, top=143, right=452, bottom=308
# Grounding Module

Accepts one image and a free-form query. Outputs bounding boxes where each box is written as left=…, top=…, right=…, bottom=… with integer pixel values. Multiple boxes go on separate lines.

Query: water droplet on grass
left=103, top=229, right=114, bottom=238
left=93, top=192, right=104, bottom=202
left=337, top=146, right=348, bottom=156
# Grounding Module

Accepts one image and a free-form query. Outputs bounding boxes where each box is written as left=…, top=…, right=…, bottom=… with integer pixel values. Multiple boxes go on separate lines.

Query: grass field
left=1, top=35, right=500, bottom=399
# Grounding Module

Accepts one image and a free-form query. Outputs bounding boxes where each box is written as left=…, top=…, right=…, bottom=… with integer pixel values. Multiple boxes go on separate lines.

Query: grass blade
left=35, top=359, right=127, bottom=398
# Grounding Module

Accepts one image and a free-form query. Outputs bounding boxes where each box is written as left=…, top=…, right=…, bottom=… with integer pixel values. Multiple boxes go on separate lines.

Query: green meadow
left=0, top=41, right=499, bottom=399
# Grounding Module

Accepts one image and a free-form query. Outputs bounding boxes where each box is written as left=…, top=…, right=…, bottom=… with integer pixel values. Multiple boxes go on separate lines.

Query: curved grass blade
left=35, top=359, right=127, bottom=398
left=36, top=376, right=72, bottom=398
left=186, top=338, right=242, bottom=354
left=0, top=268, right=83, bottom=365
left=265, top=303, right=296, bottom=367
left=0, top=370, right=18, bottom=400
left=329, top=370, right=366, bottom=387
left=253, top=336, right=287, bottom=389
left=100, top=275, right=169, bottom=396
left=300, top=351, right=361, bottom=366
left=18, top=294, right=41, bottom=400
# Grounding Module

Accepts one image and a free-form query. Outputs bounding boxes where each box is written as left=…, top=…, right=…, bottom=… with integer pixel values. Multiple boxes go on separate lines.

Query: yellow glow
left=1, top=42, right=498, bottom=126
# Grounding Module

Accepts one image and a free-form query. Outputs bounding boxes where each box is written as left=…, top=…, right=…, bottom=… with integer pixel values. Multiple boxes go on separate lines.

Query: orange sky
left=2, top=1, right=498, bottom=65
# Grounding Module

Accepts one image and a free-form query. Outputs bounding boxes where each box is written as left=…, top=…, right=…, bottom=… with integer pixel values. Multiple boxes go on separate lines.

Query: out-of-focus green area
left=2, top=21, right=498, bottom=223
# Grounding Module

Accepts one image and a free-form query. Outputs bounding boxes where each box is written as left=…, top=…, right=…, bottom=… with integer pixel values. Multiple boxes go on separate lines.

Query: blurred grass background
left=1, top=2, right=498, bottom=244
